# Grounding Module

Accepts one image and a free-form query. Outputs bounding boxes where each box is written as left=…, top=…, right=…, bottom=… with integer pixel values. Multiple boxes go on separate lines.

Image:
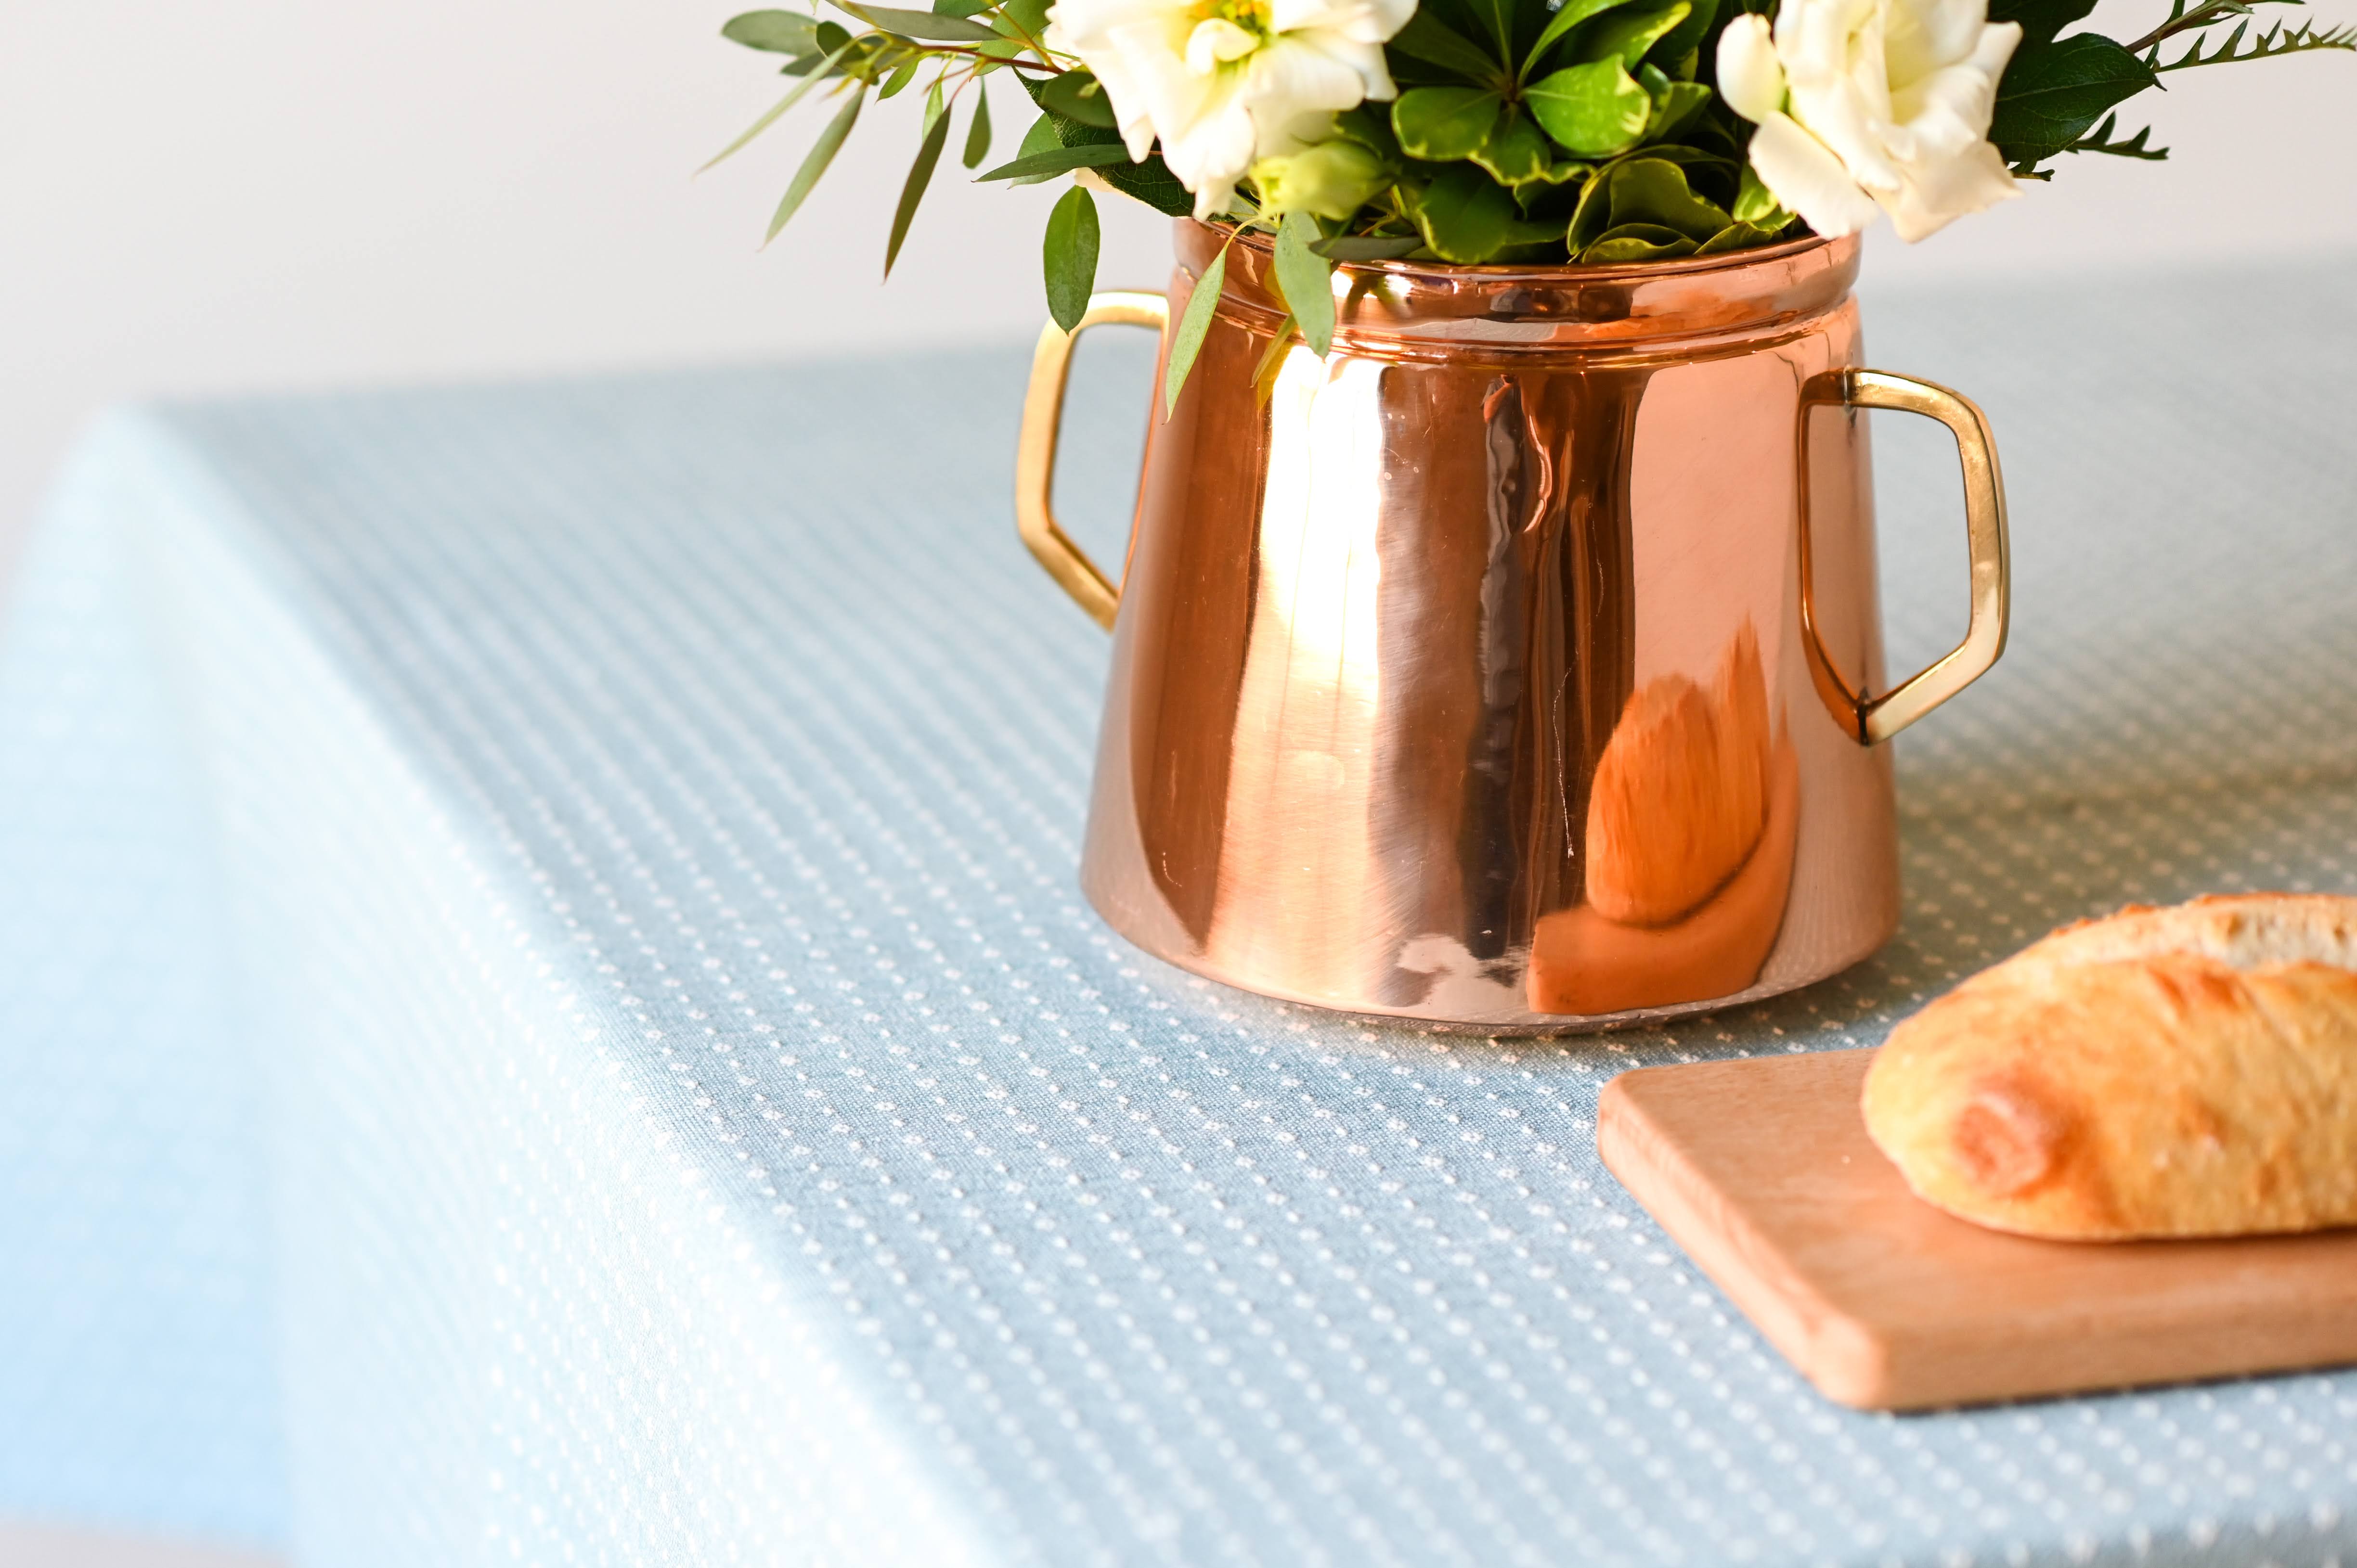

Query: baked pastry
left=1863, top=894, right=2357, bottom=1240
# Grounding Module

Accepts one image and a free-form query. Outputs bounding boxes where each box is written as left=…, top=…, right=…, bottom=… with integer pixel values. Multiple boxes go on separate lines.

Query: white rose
left=1715, top=0, right=2022, bottom=243
left=1046, top=0, right=1414, bottom=220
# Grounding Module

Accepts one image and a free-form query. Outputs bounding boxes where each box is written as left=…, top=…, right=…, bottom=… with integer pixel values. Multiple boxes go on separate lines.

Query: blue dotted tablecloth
left=2, top=258, right=2354, bottom=1566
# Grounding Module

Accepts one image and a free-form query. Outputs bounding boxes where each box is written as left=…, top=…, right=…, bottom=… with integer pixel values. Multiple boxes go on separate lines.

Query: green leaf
left=1986, top=0, right=2098, bottom=47
left=1463, top=0, right=1516, bottom=54
left=1313, top=233, right=1426, bottom=260
left=1472, top=110, right=1554, bottom=185
left=1043, top=185, right=1101, bottom=332
left=1578, top=0, right=1689, bottom=67
left=1991, top=34, right=2156, bottom=163
left=766, top=87, right=866, bottom=244
left=1037, top=70, right=1120, bottom=128
left=934, top=0, right=996, bottom=14
left=1016, top=110, right=1060, bottom=159
left=976, top=140, right=1134, bottom=181
left=1392, top=85, right=1507, bottom=161
left=1582, top=222, right=1698, bottom=261
left=724, top=10, right=822, bottom=53
left=1526, top=58, right=1652, bottom=156
left=1389, top=10, right=1511, bottom=79
left=1694, top=219, right=1778, bottom=255
left=1016, top=75, right=1197, bottom=215
left=1413, top=164, right=1519, bottom=262
left=1731, top=162, right=1782, bottom=223
left=1272, top=211, right=1336, bottom=356
left=1164, top=242, right=1230, bottom=419
left=1644, top=76, right=1715, bottom=139
left=879, top=55, right=921, bottom=97
left=1567, top=164, right=1615, bottom=247
left=701, top=40, right=857, bottom=172
left=1648, top=0, right=1719, bottom=66
left=835, top=1, right=1003, bottom=39
left=886, top=93, right=954, bottom=275
left=963, top=82, right=994, bottom=167
left=994, top=0, right=1052, bottom=43
left=1605, top=156, right=1731, bottom=240
left=1521, top=0, right=1645, bottom=75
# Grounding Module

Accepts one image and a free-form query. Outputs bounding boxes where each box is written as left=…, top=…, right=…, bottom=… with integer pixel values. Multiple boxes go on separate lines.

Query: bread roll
left=1863, top=894, right=2357, bottom=1240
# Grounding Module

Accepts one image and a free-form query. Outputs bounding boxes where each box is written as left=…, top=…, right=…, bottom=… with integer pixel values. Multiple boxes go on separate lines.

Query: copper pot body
left=1026, top=223, right=2006, bottom=1032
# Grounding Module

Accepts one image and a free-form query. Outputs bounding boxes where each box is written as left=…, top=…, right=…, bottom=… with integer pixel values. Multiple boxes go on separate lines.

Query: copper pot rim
left=1177, top=220, right=1859, bottom=353
left=1193, top=219, right=1840, bottom=285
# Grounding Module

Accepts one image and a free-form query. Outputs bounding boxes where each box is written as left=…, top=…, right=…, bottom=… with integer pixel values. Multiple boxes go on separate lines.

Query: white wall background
left=4, top=0, right=2354, bottom=581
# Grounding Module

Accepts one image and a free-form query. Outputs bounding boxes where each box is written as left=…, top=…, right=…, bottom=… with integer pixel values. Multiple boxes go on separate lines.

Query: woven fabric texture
left=1, top=259, right=2354, bottom=1566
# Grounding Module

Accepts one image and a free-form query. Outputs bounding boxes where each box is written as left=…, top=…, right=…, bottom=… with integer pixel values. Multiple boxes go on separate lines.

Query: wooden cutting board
left=1597, top=1049, right=2357, bottom=1410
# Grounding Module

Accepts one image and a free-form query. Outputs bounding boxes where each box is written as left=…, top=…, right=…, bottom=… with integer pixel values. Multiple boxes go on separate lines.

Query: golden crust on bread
left=1861, top=894, right=2357, bottom=1240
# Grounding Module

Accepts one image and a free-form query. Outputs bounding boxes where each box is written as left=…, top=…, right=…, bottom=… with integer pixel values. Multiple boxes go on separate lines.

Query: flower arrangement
left=709, top=0, right=2347, bottom=393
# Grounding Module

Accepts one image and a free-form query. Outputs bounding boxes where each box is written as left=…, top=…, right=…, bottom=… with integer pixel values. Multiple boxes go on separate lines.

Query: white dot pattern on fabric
left=3, top=262, right=2355, bottom=1566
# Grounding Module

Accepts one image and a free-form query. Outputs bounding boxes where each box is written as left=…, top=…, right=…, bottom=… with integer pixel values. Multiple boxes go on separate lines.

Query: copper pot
left=1016, top=221, right=2007, bottom=1032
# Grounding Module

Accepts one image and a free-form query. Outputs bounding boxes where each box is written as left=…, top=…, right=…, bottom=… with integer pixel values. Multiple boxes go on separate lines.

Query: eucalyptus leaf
left=976, top=140, right=1133, bottom=181
left=1414, top=164, right=1519, bottom=262
left=766, top=87, right=866, bottom=244
left=994, top=0, right=1052, bottom=42
left=1019, top=74, right=1195, bottom=215
left=1273, top=211, right=1336, bottom=357
left=1016, top=110, right=1060, bottom=159
left=878, top=55, right=920, bottom=97
left=1164, top=242, right=1230, bottom=419
left=1578, top=1, right=1689, bottom=68
left=1312, top=233, right=1426, bottom=260
left=1043, top=185, right=1101, bottom=332
left=1392, top=85, right=1507, bottom=161
left=701, top=40, right=857, bottom=172
left=963, top=82, right=994, bottom=167
left=1389, top=10, right=1511, bottom=79
left=1521, top=0, right=1645, bottom=76
left=1038, top=69, right=1120, bottom=127
left=934, top=0, right=997, bottom=13
left=886, top=95, right=953, bottom=275
left=1525, top=58, right=1652, bottom=156
left=836, top=1, right=1003, bottom=40
left=723, top=10, right=822, bottom=53
left=1251, top=311, right=1299, bottom=410
left=1606, top=156, right=1731, bottom=240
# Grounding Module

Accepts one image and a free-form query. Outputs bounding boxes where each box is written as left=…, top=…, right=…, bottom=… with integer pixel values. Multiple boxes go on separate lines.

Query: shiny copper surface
left=1034, top=222, right=2007, bottom=1032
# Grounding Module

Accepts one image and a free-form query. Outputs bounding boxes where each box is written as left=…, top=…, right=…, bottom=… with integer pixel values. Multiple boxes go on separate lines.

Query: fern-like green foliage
left=1993, top=0, right=2352, bottom=176
left=2150, top=14, right=2357, bottom=68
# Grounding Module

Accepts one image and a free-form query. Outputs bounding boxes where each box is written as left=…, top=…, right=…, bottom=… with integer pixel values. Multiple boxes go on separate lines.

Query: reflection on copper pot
left=1016, top=222, right=2009, bottom=1032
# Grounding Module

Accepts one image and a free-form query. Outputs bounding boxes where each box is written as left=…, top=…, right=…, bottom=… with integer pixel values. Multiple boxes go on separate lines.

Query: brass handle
left=1014, top=289, right=1171, bottom=631
left=1797, top=367, right=2011, bottom=746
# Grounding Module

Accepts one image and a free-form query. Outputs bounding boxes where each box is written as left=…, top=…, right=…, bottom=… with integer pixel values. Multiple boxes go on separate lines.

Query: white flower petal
left=1716, top=15, right=1788, bottom=124
left=1881, top=135, right=2017, bottom=239
left=1746, top=111, right=1883, bottom=237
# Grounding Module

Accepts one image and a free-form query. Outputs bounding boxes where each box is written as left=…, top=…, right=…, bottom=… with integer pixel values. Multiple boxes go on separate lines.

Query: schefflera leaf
left=1603, top=157, right=1731, bottom=242
left=1580, top=0, right=1690, bottom=68
left=1392, top=85, right=1506, bottom=162
left=1525, top=58, right=1652, bottom=158
left=1583, top=222, right=1697, bottom=262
